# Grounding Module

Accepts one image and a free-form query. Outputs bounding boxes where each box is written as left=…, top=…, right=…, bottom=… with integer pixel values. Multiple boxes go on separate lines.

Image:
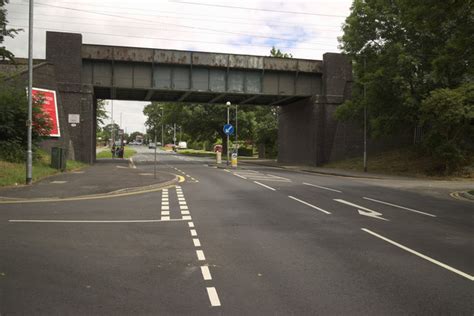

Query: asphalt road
left=1, top=146, right=473, bottom=315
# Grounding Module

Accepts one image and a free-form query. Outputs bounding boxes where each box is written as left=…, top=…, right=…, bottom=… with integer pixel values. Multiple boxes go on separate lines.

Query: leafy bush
left=237, top=147, right=253, bottom=157
left=420, top=83, right=474, bottom=173
left=0, top=80, right=52, bottom=162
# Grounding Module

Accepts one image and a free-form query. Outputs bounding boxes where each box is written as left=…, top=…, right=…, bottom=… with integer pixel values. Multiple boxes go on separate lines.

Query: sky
left=4, top=0, right=353, bottom=134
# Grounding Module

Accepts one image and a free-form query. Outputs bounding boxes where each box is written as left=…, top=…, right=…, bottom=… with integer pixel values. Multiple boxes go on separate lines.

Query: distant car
left=148, top=142, right=156, bottom=149
left=157, top=142, right=162, bottom=146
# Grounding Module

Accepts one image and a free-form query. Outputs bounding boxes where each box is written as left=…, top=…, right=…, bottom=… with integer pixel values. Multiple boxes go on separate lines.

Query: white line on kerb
left=362, top=228, right=473, bottom=281
left=288, top=196, right=331, bottom=214
left=196, top=250, right=206, bottom=261
left=193, top=238, right=201, bottom=247
left=363, top=197, right=436, bottom=217
left=201, top=266, right=212, bottom=280
left=303, top=182, right=342, bottom=193
left=254, top=181, right=276, bottom=191
left=206, top=287, right=221, bottom=306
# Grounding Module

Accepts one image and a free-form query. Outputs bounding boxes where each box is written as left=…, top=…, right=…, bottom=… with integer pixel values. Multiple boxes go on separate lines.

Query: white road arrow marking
left=334, top=199, right=389, bottom=221
left=357, top=209, right=388, bottom=221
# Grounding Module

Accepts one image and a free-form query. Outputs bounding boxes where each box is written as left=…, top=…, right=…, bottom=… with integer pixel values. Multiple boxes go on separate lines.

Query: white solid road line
left=288, top=196, right=331, bottom=214
left=363, top=197, right=436, bottom=217
left=206, top=287, right=221, bottom=306
left=254, top=181, right=276, bottom=191
left=9, top=219, right=186, bottom=223
left=193, top=238, right=201, bottom=247
left=303, top=182, right=342, bottom=193
left=362, top=228, right=474, bottom=281
left=201, top=266, right=212, bottom=280
left=234, top=174, right=247, bottom=179
left=196, top=250, right=206, bottom=261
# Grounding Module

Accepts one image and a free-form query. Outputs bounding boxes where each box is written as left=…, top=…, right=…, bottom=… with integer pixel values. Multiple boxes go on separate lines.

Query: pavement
left=0, top=146, right=472, bottom=315
left=0, top=157, right=177, bottom=200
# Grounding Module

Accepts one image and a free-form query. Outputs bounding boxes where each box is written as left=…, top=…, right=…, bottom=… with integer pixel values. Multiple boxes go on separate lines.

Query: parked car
left=148, top=142, right=156, bottom=149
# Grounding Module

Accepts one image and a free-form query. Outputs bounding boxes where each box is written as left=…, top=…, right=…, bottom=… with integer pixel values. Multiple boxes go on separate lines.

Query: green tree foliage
left=1, top=0, right=22, bottom=62
left=0, top=82, right=52, bottom=162
left=127, top=131, right=144, bottom=143
left=419, top=83, right=474, bottom=172
left=270, top=46, right=293, bottom=58
left=337, top=0, right=473, bottom=171
left=95, top=99, right=108, bottom=131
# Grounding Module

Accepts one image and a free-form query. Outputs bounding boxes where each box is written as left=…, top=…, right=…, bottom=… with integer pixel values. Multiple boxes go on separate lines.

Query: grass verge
left=177, top=149, right=215, bottom=157
left=323, top=147, right=473, bottom=178
left=0, top=152, right=86, bottom=187
left=96, top=147, right=137, bottom=159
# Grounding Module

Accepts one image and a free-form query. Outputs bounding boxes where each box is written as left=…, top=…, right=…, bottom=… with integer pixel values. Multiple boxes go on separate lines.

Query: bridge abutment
left=278, top=53, right=353, bottom=166
left=46, top=32, right=95, bottom=163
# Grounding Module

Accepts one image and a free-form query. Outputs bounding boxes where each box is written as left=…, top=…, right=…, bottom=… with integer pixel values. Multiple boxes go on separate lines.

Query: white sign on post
left=68, top=114, right=80, bottom=124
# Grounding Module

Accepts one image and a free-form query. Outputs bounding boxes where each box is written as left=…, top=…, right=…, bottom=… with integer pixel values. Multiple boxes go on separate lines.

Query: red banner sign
left=32, top=88, right=60, bottom=137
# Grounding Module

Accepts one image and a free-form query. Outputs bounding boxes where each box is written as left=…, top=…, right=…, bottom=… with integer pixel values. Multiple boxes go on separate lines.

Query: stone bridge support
left=46, top=32, right=95, bottom=163
left=278, top=53, right=352, bottom=166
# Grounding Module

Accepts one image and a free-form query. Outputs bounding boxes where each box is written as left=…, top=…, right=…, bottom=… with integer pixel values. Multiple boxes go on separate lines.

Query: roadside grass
left=177, top=149, right=215, bottom=157
left=468, top=190, right=474, bottom=195
left=323, top=147, right=473, bottom=178
left=96, top=147, right=137, bottom=159
left=0, top=152, right=86, bottom=187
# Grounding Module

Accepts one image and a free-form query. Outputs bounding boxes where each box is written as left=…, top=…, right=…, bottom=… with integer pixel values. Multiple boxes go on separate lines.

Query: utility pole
left=26, top=0, right=34, bottom=185
left=111, top=99, right=115, bottom=159
left=226, top=103, right=230, bottom=166
left=363, top=56, right=367, bottom=172
left=153, top=127, right=157, bottom=179
left=235, top=104, right=238, bottom=154
left=173, top=123, right=176, bottom=146
left=161, top=106, right=164, bottom=146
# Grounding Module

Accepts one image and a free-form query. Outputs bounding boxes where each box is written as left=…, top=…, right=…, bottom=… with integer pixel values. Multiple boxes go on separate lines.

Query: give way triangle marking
left=334, top=199, right=389, bottom=221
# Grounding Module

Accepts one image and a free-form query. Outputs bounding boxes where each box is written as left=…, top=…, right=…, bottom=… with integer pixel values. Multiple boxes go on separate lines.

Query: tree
left=338, top=0, right=473, bottom=135
left=336, top=0, right=474, bottom=171
left=419, top=83, right=474, bottom=173
left=0, top=81, right=52, bottom=162
left=96, top=99, right=108, bottom=131
left=127, top=131, right=143, bottom=143
left=1, top=0, right=22, bottom=62
left=143, top=102, right=257, bottom=152
left=270, top=46, right=293, bottom=58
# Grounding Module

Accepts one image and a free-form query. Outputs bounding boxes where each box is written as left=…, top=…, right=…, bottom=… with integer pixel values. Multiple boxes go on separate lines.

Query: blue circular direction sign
left=223, top=124, right=234, bottom=136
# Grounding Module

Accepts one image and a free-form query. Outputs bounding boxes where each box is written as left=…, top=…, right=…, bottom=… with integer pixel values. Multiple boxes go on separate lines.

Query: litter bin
left=51, top=147, right=67, bottom=171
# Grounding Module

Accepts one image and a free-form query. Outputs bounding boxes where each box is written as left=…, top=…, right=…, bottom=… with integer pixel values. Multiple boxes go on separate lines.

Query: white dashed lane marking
left=201, top=266, right=212, bottom=280
left=303, top=182, right=342, bottom=193
left=288, top=196, right=331, bottom=215
left=196, top=250, right=206, bottom=261
left=206, top=287, right=221, bottom=306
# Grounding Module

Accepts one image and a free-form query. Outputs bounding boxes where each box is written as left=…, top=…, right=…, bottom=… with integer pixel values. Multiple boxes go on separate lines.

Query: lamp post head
left=226, top=101, right=231, bottom=106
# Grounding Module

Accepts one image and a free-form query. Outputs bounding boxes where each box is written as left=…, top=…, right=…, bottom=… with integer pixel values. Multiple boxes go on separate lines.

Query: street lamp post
left=226, top=101, right=230, bottom=166
left=161, top=106, right=164, bottom=147
left=363, top=56, right=367, bottom=172
left=26, top=0, right=34, bottom=185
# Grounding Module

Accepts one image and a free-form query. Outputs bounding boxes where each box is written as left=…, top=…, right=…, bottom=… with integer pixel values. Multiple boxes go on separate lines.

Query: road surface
left=1, top=146, right=472, bottom=314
